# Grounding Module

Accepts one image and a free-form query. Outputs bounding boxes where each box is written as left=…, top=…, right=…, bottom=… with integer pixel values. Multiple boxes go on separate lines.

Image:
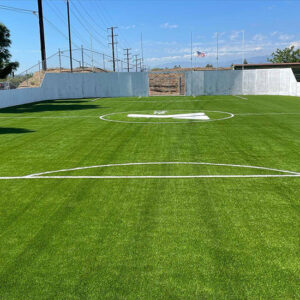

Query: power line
left=69, top=1, right=108, bottom=50
left=0, top=4, right=37, bottom=15
left=45, top=0, right=89, bottom=47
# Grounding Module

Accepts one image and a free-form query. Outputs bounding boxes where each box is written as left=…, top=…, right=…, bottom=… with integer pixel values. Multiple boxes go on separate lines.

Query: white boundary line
left=99, top=110, right=235, bottom=124
left=233, top=95, right=248, bottom=100
left=1, top=175, right=300, bottom=180
left=236, top=112, right=300, bottom=116
left=1, top=162, right=298, bottom=180
left=0, top=116, right=97, bottom=119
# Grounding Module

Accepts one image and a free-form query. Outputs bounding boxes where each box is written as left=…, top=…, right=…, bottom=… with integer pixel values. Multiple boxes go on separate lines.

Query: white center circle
left=99, top=110, right=235, bottom=124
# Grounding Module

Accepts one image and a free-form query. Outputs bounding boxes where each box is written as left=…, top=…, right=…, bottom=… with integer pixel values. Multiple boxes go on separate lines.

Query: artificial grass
left=0, top=95, right=299, bottom=299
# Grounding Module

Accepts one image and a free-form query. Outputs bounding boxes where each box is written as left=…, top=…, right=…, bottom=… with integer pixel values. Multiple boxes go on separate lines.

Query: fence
left=6, top=47, right=142, bottom=89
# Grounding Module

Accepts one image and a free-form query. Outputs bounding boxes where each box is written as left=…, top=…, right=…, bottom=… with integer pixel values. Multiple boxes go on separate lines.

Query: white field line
left=233, top=95, right=248, bottom=100
left=24, top=162, right=300, bottom=177
left=0, top=174, right=300, bottom=180
left=1, top=162, right=299, bottom=180
left=236, top=112, right=300, bottom=116
left=91, top=98, right=102, bottom=102
left=0, top=116, right=98, bottom=119
left=95, top=99, right=242, bottom=103
left=99, top=110, right=234, bottom=124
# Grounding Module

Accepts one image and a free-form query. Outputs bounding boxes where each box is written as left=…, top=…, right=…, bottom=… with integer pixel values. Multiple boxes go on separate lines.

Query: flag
left=196, top=51, right=206, bottom=57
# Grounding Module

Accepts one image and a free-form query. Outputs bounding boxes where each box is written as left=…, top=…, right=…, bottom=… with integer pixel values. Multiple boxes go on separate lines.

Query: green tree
left=268, top=46, right=300, bottom=63
left=243, top=59, right=248, bottom=64
left=206, top=64, right=213, bottom=68
left=0, top=23, right=19, bottom=79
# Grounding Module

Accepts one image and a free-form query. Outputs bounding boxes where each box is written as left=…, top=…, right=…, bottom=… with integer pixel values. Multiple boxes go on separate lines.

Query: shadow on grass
left=50, top=99, right=91, bottom=104
left=0, top=100, right=107, bottom=114
left=0, top=128, right=34, bottom=135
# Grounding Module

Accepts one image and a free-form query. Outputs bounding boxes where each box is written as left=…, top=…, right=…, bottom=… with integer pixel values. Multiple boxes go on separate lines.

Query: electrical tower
left=37, top=0, right=47, bottom=71
left=124, top=48, right=131, bottom=72
left=108, top=27, right=118, bottom=72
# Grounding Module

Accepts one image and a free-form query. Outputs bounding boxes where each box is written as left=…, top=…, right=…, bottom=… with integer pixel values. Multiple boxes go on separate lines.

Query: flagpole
left=242, top=30, right=245, bottom=95
left=216, top=32, right=219, bottom=70
left=242, top=30, right=245, bottom=69
left=191, top=32, right=193, bottom=69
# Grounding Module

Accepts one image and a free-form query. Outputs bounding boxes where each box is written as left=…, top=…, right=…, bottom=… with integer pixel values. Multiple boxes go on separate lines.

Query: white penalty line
left=1, top=174, right=300, bottom=180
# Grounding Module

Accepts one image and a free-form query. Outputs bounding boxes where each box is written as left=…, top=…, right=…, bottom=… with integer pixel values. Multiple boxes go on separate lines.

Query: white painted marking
left=0, top=162, right=291, bottom=180
left=128, top=112, right=210, bottom=120
left=236, top=112, right=300, bottom=116
left=154, top=111, right=167, bottom=115
left=234, top=95, right=248, bottom=100
left=91, top=98, right=102, bottom=102
left=0, top=174, right=300, bottom=180
left=0, top=116, right=97, bottom=119
left=100, top=110, right=234, bottom=124
left=26, top=162, right=300, bottom=177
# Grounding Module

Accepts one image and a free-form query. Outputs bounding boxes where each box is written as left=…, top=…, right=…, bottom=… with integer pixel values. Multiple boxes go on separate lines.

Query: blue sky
left=1, top=0, right=300, bottom=72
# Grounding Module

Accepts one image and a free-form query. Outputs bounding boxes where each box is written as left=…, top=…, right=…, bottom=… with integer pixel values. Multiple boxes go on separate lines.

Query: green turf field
left=0, top=95, right=299, bottom=299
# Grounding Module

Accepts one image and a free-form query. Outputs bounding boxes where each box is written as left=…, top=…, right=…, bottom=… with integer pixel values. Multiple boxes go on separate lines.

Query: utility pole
left=124, top=48, right=131, bottom=72
left=108, top=27, right=118, bottom=72
left=133, top=55, right=139, bottom=72
left=66, top=0, right=73, bottom=72
left=37, top=0, right=47, bottom=71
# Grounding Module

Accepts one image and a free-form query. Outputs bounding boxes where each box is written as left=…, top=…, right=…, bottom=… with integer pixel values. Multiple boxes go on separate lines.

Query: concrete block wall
left=0, top=72, right=149, bottom=109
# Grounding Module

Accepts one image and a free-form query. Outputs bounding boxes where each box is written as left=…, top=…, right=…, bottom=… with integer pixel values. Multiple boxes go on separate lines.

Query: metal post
left=216, top=32, right=219, bottom=70
left=179, top=77, right=182, bottom=95
left=26, top=71, right=29, bottom=87
left=191, top=32, right=193, bottom=69
left=66, top=0, right=73, bottom=72
left=37, top=0, right=47, bottom=71
left=103, top=54, right=105, bottom=70
left=38, top=60, right=41, bottom=85
left=90, top=35, right=94, bottom=72
left=81, top=45, right=84, bottom=70
left=242, top=30, right=245, bottom=70
left=58, top=49, right=62, bottom=72
left=141, top=32, right=144, bottom=70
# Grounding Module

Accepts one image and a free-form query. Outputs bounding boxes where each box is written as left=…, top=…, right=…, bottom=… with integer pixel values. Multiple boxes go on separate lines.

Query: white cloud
left=289, top=41, right=300, bottom=48
left=230, top=30, right=243, bottom=41
left=213, top=32, right=225, bottom=39
left=253, top=34, right=265, bottom=41
left=278, top=34, right=294, bottom=41
left=271, top=31, right=278, bottom=36
left=160, top=23, right=179, bottom=29
left=120, top=25, right=136, bottom=30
